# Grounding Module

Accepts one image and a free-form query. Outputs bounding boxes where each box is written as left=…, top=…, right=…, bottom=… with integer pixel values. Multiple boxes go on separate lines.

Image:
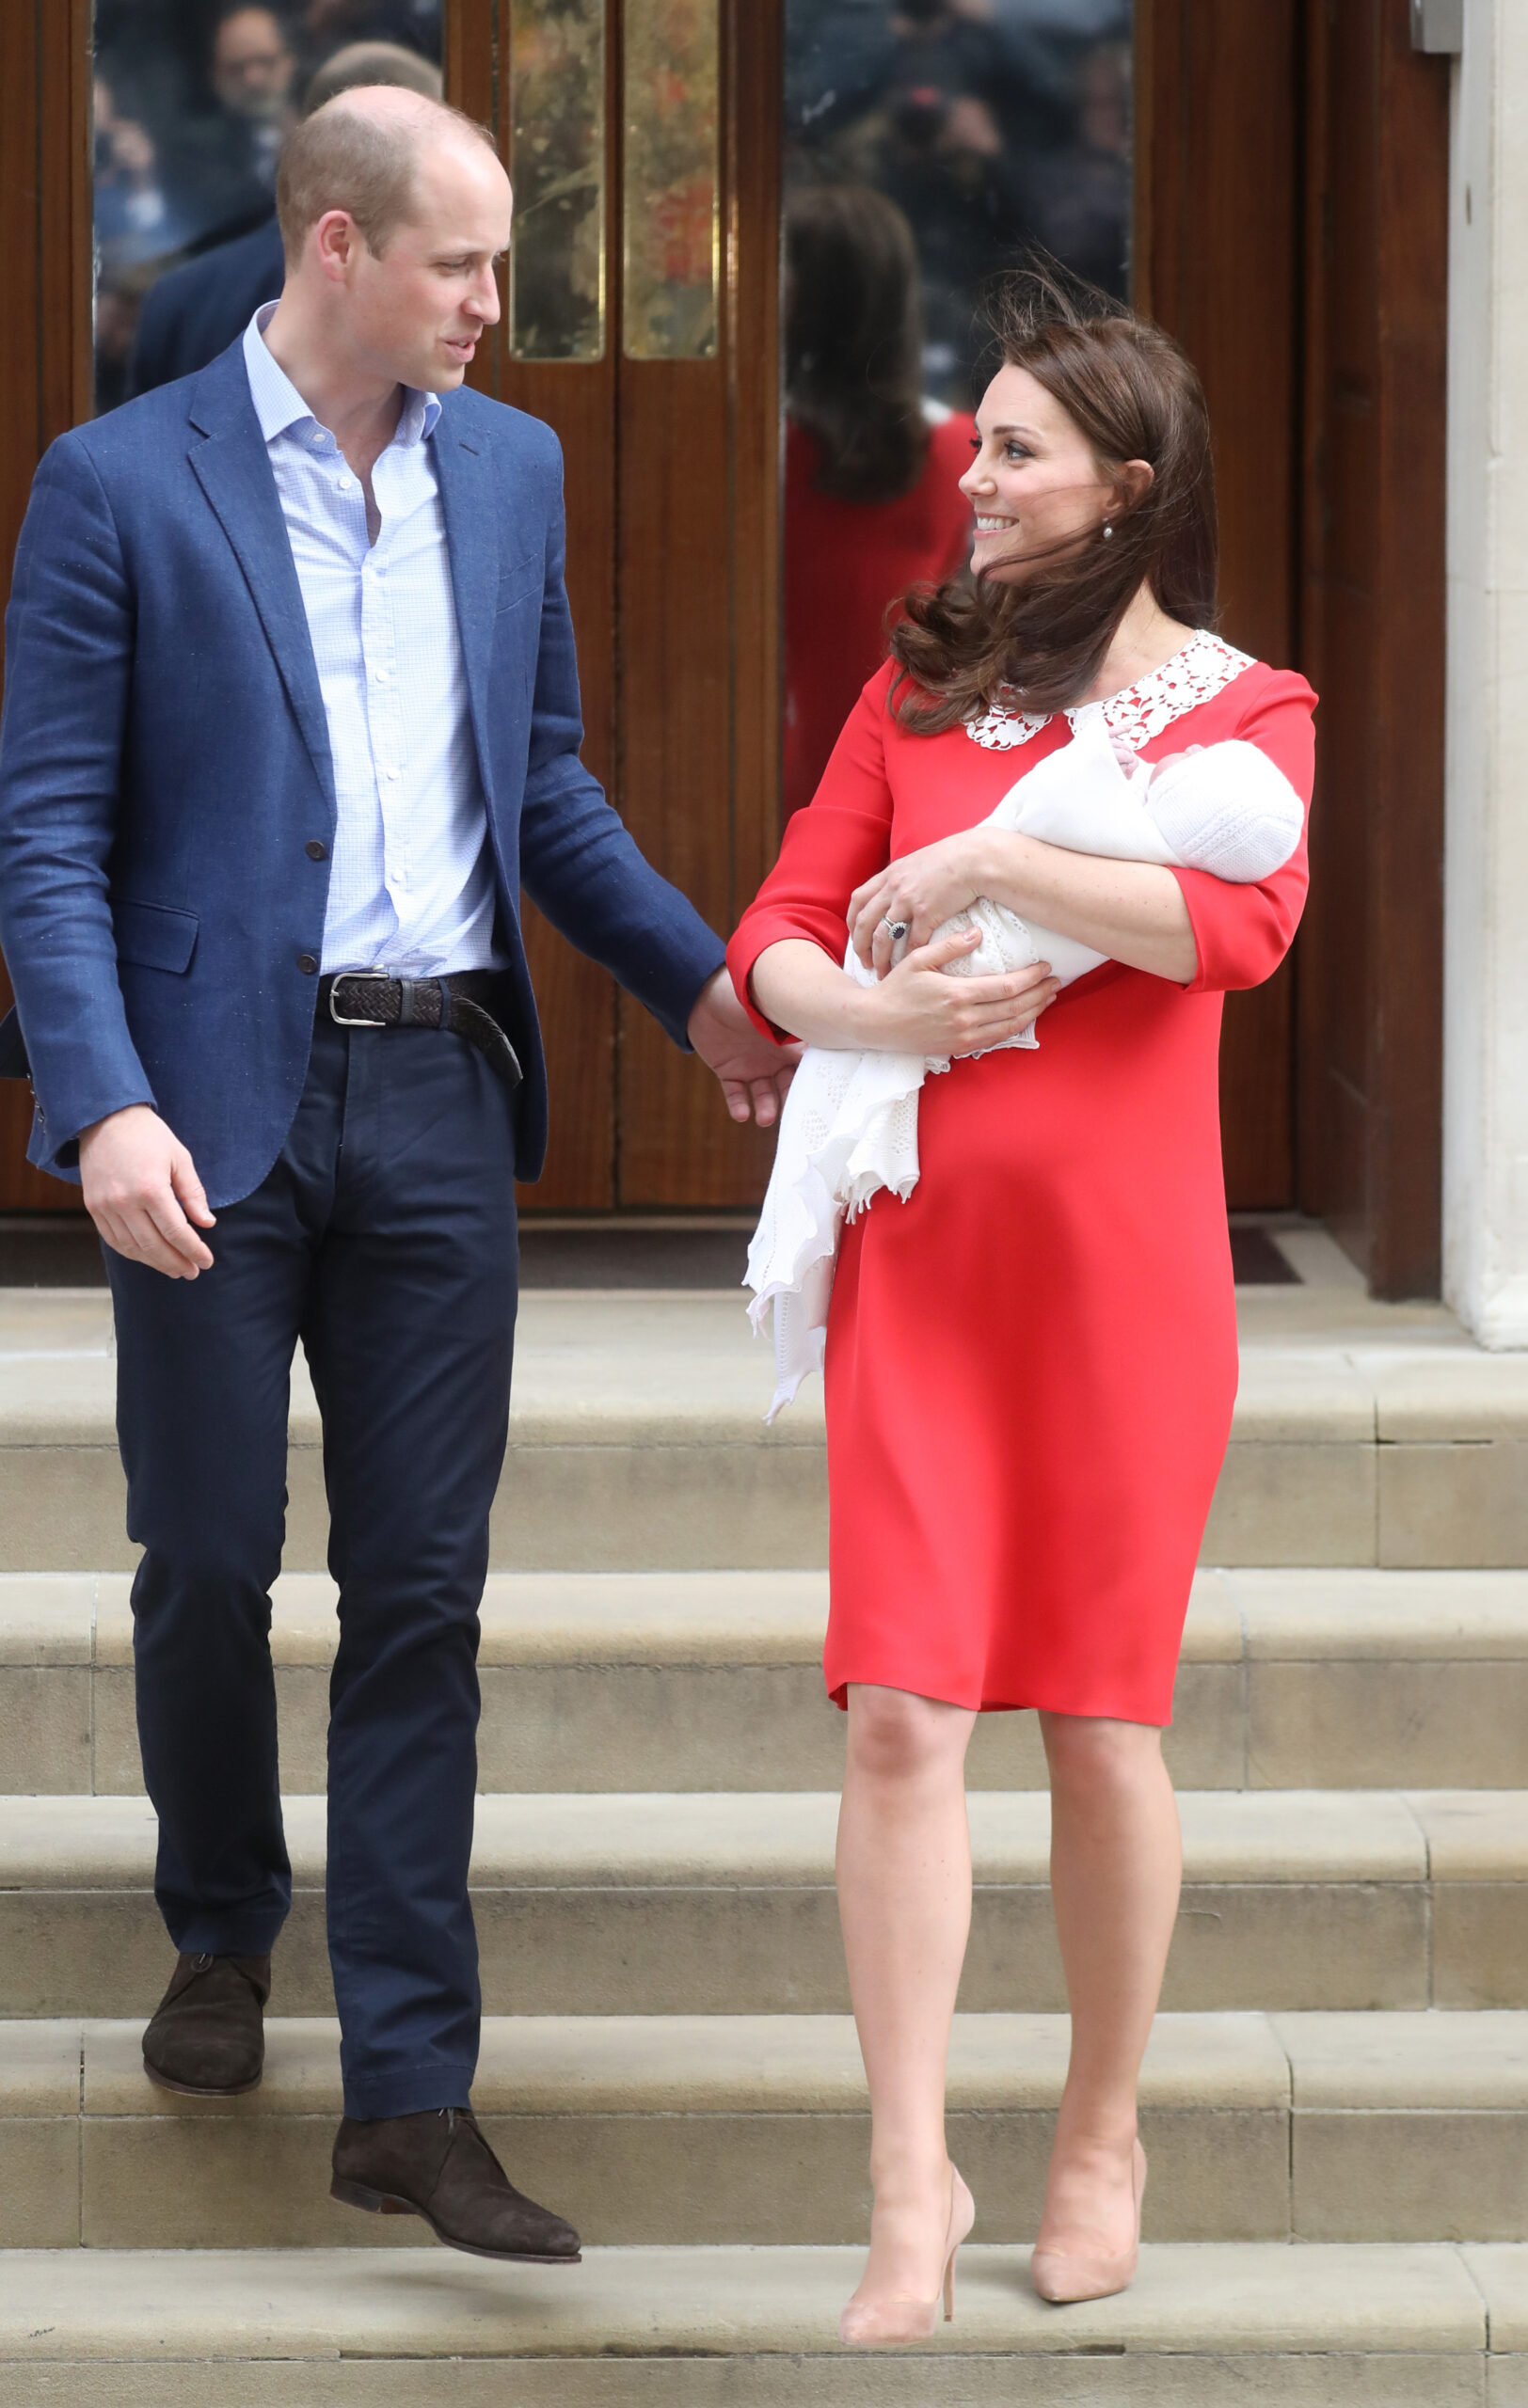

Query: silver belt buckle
left=328, top=968, right=392, bottom=1027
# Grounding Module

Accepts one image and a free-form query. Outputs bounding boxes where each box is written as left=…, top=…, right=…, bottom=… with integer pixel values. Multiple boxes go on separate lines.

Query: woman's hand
left=853, top=924, right=1058, bottom=1056
left=848, top=831, right=990, bottom=977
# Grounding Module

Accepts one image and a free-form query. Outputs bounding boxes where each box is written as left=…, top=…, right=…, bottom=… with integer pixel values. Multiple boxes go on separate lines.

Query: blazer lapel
left=432, top=416, right=501, bottom=807
left=185, top=350, right=335, bottom=808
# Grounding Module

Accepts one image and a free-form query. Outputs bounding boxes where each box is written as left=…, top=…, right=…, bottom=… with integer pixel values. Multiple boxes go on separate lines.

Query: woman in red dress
left=728, top=281, right=1314, bottom=2345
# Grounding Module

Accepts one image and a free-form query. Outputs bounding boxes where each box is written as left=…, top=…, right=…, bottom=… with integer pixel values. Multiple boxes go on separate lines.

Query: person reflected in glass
left=871, top=69, right=1033, bottom=397
left=299, top=0, right=443, bottom=52
left=212, top=4, right=302, bottom=162
left=784, top=184, right=976, bottom=821
left=128, top=41, right=443, bottom=399
left=1026, top=37, right=1131, bottom=298
left=94, top=74, right=194, bottom=412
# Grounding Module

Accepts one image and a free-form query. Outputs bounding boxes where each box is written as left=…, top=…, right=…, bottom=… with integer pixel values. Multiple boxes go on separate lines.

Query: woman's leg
left=1036, top=1713, right=1182, bottom=2256
left=836, top=1683, right=979, bottom=2304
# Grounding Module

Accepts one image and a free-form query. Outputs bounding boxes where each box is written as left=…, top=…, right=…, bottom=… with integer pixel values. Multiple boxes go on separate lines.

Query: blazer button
left=298, top=952, right=319, bottom=975
left=306, top=840, right=327, bottom=861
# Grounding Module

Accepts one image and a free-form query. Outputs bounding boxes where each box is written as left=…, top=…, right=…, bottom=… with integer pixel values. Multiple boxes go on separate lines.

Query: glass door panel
left=622, top=0, right=720, bottom=359
left=781, top=0, right=1132, bottom=818
left=507, top=0, right=607, bottom=361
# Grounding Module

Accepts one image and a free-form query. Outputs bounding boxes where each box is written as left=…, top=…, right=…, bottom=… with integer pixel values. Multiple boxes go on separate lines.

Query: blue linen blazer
left=0, top=341, right=725, bottom=1201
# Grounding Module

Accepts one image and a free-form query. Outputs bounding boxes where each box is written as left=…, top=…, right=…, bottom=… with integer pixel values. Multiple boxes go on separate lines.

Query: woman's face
left=961, top=364, right=1122, bottom=584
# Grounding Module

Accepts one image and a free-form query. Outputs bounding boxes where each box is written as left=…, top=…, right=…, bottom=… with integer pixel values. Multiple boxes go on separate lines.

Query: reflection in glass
left=781, top=1, right=1132, bottom=816
left=507, top=0, right=606, bottom=360
left=622, top=0, right=720, bottom=360
left=90, top=2, right=445, bottom=414
left=785, top=0, right=1131, bottom=403
left=783, top=185, right=976, bottom=818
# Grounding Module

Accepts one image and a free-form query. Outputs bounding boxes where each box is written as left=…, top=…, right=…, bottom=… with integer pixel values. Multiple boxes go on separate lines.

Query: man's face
left=213, top=8, right=297, bottom=122
left=342, top=140, right=512, bottom=393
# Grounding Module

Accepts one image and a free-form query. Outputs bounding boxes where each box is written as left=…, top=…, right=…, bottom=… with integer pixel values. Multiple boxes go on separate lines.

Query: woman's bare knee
left=846, top=1685, right=975, bottom=1782
left=1040, top=1712, right=1165, bottom=1801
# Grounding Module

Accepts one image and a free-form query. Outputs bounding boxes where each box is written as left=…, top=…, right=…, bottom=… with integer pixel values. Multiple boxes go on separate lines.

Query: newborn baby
left=746, top=701, right=1306, bottom=1419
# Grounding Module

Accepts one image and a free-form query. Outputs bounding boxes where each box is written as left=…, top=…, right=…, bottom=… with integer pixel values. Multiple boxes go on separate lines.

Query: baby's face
left=961, top=366, right=1116, bottom=586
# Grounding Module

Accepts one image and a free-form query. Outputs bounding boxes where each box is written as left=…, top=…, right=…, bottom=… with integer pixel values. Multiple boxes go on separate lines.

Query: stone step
left=3, top=1787, right=1524, bottom=2018
left=8, top=1566, right=1528, bottom=1797
left=0, top=2239, right=1517, bottom=2405
left=8, top=2009, right=1528, bottom=2252
left=5, top=1287, right=1528, bottom=1575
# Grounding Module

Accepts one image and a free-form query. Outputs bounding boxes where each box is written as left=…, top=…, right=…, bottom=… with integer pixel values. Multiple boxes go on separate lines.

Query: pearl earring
left=1103, top=523, right=1115, bottom=540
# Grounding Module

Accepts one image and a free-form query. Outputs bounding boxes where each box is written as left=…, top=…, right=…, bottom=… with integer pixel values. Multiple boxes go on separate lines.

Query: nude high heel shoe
left=1030, top=2139, right=1146, bottom=2305
left=838, top=2168, right=976, bottom=2349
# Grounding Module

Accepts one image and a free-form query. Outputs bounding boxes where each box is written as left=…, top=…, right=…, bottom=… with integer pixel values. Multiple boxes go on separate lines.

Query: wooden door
left=461, top=0, right=781, bottom=1212
left=0, top=0, right=1450, bottom=1274
left=1136, top=0, right=1306, bottom=1207
left=1296, top=0, right=1447, bottom=1295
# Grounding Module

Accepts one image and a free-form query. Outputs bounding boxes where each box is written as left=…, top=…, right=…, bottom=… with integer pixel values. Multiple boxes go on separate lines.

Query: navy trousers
left=105, top=1009, right=517, bottom=2119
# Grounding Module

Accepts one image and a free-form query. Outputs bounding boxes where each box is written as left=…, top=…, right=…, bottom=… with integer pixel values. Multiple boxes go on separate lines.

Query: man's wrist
left=685, top=964, right=726, bottom=1040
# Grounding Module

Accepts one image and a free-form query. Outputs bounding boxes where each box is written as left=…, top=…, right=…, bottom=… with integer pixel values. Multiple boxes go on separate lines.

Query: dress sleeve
left=728, top=667, right=898, bottom=1041
left=1172, top=666, right=1317, bottom=994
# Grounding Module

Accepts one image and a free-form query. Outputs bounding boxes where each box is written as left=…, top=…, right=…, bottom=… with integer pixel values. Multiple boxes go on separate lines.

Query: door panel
left=494, top=0, right=780, bottom=1209
left=1136, top=0, right=1303, bottom=1207
left=1296, top=0, right=1447, bottom=1293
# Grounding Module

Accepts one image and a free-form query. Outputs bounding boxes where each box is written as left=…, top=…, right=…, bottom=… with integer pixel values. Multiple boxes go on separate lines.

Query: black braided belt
left=318, top=969, right=523, bottom=1093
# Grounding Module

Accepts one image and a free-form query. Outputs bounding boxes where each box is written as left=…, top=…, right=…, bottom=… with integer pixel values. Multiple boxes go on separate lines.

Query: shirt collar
left=242, top=301, right=442, bottom=452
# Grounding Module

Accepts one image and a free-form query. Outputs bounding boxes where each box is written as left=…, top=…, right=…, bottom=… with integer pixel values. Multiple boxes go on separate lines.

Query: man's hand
left=687, top=968, right=800, bottom=1128
left=79, top=1104, right=216, bottom=1278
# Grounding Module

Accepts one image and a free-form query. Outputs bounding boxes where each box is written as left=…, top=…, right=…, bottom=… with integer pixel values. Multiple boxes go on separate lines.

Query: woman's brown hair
left=888, top=271, right=1217, bottom=729
left=785, top=184, right=930, bottom=505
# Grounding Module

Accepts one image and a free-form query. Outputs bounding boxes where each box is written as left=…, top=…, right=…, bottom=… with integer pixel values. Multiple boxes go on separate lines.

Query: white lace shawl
left=744, top=698, right=1304, bottom=1420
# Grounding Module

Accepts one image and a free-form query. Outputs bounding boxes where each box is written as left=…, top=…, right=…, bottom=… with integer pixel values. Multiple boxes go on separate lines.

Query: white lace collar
left=963, top=627, right=1256, bottom=752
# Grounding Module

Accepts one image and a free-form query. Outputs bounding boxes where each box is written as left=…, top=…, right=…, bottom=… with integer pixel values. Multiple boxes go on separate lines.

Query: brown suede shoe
left=142, top=1952, right=271, bottom=2097
left=331, top=2107, right=582, bottom=2264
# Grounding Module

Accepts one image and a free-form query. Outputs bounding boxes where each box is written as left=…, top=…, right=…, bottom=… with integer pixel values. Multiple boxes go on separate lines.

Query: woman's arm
left=750, top=927, right=1058, bottom=1054
left=847, top=826, right=1198, bottom=985
left=977, top=830, right=1198, bottom=981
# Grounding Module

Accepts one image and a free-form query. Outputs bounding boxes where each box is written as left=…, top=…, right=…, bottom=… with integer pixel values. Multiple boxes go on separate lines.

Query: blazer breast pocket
left=496, top=554, right=542, bottom=616
left=113, top=898, right=199, bottom=974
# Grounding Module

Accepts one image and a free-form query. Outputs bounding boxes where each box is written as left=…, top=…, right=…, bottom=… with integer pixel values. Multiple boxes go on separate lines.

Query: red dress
left=783, top=414, right=976, bottom=820
left=729, top=634, right=1316, bottom=1725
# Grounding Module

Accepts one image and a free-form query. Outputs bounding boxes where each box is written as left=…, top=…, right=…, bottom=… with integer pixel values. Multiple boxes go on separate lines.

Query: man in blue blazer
left=0, top=86, right=789, bottom=2262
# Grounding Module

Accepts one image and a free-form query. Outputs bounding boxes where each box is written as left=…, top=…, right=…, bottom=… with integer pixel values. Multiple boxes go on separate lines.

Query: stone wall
left=1443, top=0, right=1528, bottom=1344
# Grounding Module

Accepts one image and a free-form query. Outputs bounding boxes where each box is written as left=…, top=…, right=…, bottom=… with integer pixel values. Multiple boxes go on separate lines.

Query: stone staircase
left=6, top=1251, right=1528, bottom=2400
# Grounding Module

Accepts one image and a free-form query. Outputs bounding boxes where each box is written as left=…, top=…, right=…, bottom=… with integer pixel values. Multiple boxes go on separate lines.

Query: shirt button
left=306, top=840, right=327, bottom=861
left=383, top=767, right=400, bottom=782
left=374, top=668, right=391, bottom=684
left=297, top=952, right=319, bottom=974
left=338, top=475, right=354, bottom=492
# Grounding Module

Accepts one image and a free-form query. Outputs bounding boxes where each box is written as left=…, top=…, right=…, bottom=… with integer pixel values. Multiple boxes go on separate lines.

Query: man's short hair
left=276, top=91, right=497, bottom=264
left=302, top=42, right=444, bottom=118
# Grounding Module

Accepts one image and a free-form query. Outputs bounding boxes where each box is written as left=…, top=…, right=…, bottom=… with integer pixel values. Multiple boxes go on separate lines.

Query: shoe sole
left=329, top=2176, right=582, bottom=2265
left=143, top=2056, right=263, bottom=2099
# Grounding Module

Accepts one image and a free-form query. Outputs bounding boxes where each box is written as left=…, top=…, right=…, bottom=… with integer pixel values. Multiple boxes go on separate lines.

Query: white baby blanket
left=744, top=703, right=1304, bottom=1420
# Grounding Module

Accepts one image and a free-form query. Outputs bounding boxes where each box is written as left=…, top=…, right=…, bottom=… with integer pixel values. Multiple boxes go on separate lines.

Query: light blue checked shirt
left=242, top=305, right=503, bottom=975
